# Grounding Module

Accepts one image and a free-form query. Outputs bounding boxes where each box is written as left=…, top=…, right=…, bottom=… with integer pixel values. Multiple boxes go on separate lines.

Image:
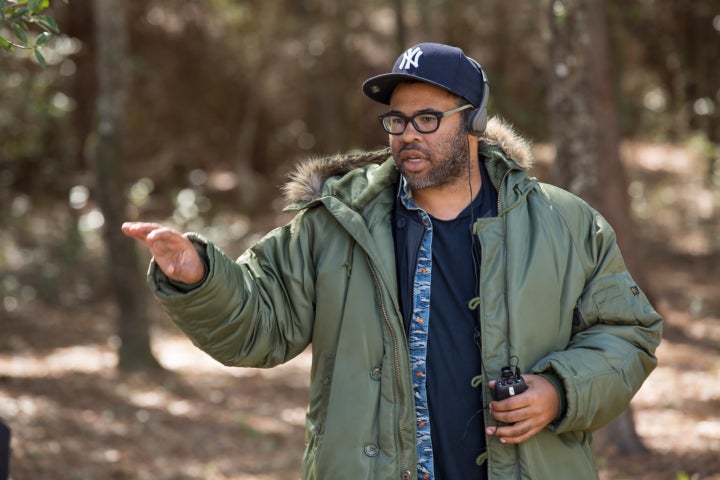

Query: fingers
left=490, top=398, right=532, bottom=423
left=486, top=399, right=542, bottom=444
left=121, top=222, right=167, bottom=242
left=121, top=222, right=185, bottom=250
left=487, top=374, right=560, bottom=444
left=486, top=421, right=544, bottom=445
left=120, top=221, right=206, bottom=284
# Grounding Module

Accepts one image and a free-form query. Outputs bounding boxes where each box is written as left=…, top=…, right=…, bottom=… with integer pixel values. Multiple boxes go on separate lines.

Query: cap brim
left=362, top=72, right=457, bottom=105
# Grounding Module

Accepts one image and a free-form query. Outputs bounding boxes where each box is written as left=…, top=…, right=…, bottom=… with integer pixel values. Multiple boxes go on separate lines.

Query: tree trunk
left=91, top=0, right=161, bottom=372
left=392, top=0, right=407, bottom=52
left=546, top=0, right=648, bottom=455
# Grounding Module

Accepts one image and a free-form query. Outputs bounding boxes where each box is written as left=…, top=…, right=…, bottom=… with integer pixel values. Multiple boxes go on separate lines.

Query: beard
left=393, top=125, right=470, bottom=191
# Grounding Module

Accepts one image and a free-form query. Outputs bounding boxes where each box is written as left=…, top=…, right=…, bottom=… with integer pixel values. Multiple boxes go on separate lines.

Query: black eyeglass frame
left=377, top=104, right=474, bottom=135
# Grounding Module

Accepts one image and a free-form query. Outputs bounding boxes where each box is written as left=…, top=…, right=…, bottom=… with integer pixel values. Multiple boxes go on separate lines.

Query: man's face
left=388, top=82, right=469, bottom=191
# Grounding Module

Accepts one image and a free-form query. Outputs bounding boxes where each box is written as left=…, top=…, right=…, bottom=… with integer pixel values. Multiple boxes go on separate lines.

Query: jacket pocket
left=307, top=353, right=335, bottom=438
left=573, top=272, right=638, bottom=334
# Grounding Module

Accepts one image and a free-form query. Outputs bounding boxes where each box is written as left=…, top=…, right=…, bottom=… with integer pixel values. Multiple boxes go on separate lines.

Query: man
left=122, top=42, right=662, bottom=479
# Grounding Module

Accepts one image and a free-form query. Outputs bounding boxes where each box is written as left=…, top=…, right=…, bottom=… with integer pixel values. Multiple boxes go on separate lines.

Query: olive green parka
left=149, top=117, right=662, bottom=479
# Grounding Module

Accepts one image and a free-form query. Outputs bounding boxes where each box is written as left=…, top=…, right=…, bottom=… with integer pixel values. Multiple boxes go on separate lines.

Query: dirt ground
left=1, top=141, right=719, bottom=479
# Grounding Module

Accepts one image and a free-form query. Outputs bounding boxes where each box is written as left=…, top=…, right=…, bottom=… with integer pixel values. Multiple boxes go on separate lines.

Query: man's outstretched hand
left=121, top=222, right=205, bottom=284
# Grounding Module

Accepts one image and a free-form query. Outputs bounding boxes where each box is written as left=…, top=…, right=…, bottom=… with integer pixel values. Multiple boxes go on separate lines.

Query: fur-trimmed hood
left=282, top=115, right=534, bottom=207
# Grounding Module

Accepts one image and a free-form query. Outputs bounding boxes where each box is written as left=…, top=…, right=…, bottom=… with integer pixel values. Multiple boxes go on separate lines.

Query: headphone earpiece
left=467, top=107, right=487, bottom=137
left=466, top=58, right=490, bottom=136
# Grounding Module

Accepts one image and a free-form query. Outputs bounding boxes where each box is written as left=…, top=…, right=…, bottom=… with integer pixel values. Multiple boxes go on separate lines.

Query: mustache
left=399, top=143, right=423, bottom=153
left=397, top=143, right=430, bottom=158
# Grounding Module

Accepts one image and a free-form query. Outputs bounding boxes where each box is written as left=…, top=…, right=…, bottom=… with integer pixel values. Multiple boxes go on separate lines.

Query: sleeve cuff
left=538, top=372, right=568, bottom=425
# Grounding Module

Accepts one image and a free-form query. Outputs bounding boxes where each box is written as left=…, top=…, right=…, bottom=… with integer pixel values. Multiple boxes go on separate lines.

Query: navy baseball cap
left=362, top=42, right=486, bottom=107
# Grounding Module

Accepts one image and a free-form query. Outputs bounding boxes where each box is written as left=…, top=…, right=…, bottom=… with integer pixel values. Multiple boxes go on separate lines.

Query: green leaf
left=12, top=22, right=28, bottom=45
left=0, top=36, right=12, bottom=51
left=34, top=47, right=47, bottom=68
left=29, top=0, right=49, bottom=13
left=9, top=7, right=29, bottom=21
left=35, top=31, right=51, bottom=45
left=33, top=14, right=59, bottom=33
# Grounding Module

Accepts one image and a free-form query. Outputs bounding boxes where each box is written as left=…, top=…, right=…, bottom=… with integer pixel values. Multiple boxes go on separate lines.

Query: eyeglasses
left=378, top=104, right=473, bottom=135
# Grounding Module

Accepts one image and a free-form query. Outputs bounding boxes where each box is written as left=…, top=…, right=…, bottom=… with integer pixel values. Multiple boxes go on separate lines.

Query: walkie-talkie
left=491, top=365, right=528, bottom=401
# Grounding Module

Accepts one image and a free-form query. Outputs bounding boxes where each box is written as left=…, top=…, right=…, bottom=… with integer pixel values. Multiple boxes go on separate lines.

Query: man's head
left=362, top=43, right=489, bottom=135
left=362, top=43, right=488, bottom=192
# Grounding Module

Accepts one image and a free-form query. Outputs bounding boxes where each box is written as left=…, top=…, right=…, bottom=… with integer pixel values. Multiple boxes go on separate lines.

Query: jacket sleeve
left=148, top=212, right=317, bottom=369
left=531, top=203, right=663, bottom=434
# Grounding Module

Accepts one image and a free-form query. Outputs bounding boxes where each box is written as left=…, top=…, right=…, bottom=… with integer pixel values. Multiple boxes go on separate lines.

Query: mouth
left=398, top=148, right=429, bottom=170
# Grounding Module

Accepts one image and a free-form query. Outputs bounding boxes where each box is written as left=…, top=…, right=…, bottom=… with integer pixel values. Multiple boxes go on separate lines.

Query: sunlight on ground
left=0, top=332, right=312, bottom=379
left=153, top=330, right=313, bottom=380
left=0, top=331, right=312, bottom=479
left=627, top=143, right=695, bottom=173
left=0, top=330, right=314, bottom=433
left=632, top=311, right=720, bottom=457
left=0, top=345, right=116, bottom=377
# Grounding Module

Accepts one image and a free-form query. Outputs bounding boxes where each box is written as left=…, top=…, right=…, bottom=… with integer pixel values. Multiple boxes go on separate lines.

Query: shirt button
left=401, top=470, right=412, bottom=479
left=396, top=218, right=407, bottom=228
left=370, top=366, right=382, bottom=381
left=364, top=443, right=379, bottom=457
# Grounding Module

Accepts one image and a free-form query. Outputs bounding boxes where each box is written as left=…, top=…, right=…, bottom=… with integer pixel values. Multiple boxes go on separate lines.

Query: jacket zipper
left=368, top=260, right=407, bottom=477
left=497, top=169, right=512, bottom=213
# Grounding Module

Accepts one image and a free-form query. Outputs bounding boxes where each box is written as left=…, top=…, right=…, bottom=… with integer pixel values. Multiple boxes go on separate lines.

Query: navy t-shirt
left=393, top=159, right=497, bottom=479
left=426, top=162, right=496, bottom=479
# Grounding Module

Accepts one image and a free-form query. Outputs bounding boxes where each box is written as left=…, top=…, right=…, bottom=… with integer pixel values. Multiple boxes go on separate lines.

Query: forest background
left=1, top=0, right=719, bottom=479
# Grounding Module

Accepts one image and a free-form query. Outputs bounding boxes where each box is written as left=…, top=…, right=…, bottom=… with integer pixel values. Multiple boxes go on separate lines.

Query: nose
left=395, top=120, right=423, bottom=143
